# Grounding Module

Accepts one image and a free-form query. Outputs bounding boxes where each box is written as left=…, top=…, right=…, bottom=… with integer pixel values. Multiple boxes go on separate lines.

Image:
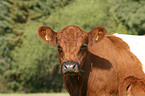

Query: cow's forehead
left=57, top=26, right=88, bottom=45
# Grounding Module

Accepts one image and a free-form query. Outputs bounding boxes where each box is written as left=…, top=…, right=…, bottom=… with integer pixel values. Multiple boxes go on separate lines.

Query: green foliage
left=110, top=0, right=145, bottom=35
left=0, top=0, right=73, bottom=93
left=42, top=0, right=109, bottom=31
left=5, top=22, right=62, bottom=92
left=40, top=0, right=127, bottom=34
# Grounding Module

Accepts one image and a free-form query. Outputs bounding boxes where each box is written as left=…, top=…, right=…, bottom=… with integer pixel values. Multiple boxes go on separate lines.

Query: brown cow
left=119, top=76, right=145, bottom=96
left=37, top=25, right=145, bottom=96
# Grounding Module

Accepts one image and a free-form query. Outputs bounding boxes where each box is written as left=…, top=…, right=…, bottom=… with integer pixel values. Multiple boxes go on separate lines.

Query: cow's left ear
left=38, top=26, right=57, bottom=45
left=89, top=26, right=107, bottom=41
left=88, top=26, right=107, bottom=46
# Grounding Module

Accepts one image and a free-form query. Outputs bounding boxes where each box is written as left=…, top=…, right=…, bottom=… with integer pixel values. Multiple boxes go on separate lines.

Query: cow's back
left=114, top=33, right=145, bottom=73
left=107, top=35, right=144, bottom=78
left=89, top=35, right=144, bottom=77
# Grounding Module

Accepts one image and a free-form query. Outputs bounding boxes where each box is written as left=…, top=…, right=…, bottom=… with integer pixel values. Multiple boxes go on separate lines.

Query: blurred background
left=0, top=0, right=145, bottom=95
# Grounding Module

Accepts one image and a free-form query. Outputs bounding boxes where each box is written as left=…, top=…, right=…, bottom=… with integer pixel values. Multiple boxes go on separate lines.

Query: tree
left=110, top=0, right=145, bottom=35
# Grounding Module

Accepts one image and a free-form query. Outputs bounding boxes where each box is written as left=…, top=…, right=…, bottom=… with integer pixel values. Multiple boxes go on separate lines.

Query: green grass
left=0, top=93, right=69, bottom=96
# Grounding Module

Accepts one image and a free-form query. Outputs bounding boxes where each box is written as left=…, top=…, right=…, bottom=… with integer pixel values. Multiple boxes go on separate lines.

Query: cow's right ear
left=38, top=26, right=57, bottom=45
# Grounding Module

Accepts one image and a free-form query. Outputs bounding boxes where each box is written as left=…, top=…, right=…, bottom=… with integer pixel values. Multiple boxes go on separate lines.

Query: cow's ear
left=89, top=26, right=107, bottom=41
left=88, top=26, right=107, bottom=46
left=38, top=26, right=57, bottom=45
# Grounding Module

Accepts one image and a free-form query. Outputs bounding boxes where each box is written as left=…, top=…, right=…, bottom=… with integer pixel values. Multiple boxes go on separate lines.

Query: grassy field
left=0, top=93, right=69, bottom=96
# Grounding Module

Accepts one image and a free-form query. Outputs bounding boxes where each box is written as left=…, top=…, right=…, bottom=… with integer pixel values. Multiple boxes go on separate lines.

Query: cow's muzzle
left=61, top=61, right=80, bottom=74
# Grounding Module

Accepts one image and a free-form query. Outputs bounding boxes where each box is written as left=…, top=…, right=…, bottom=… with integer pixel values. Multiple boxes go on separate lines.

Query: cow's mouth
left=64, top=72, right=79, bottom=76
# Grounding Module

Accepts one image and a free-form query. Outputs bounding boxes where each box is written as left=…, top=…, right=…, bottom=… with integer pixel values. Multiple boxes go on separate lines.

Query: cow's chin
left=64, top=73, right=80, bottom=77
left=63, top=71, right=80, bottom=76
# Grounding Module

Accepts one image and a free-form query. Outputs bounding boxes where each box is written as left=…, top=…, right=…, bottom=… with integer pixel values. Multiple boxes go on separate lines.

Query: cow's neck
left=64, top=55, right=91, bottom=96
left=64, top=75, right=81, bottom=96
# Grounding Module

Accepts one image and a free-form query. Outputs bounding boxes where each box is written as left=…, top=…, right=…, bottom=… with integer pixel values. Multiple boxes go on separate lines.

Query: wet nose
left=62, top=61, right=80, bottom=74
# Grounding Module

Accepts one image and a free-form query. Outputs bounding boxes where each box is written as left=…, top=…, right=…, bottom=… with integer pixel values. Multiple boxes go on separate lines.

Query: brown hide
left=119, top=76, right=145, bottom=96
left=38, top=25, right=145, bottom=96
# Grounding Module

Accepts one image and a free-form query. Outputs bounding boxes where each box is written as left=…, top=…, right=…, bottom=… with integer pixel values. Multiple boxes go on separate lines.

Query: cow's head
left=38, top=25, right=106, bottom=75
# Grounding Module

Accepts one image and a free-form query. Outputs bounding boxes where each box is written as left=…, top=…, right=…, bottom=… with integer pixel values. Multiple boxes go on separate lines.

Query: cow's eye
left=80, top=44, right=87, bottom=50
left=57, top=45, right=62, bottom=52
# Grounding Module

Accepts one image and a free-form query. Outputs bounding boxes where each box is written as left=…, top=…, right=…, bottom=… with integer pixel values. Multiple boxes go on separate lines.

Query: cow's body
left=38, top=25, right=145, bottom=96
left=64, top=35, right=144, bottom=96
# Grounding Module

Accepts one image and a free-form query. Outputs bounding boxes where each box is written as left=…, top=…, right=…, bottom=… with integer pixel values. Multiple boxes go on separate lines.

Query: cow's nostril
left=73, top=64, right=77, bottom=70
left=64, top=65, right=67, bottom=70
